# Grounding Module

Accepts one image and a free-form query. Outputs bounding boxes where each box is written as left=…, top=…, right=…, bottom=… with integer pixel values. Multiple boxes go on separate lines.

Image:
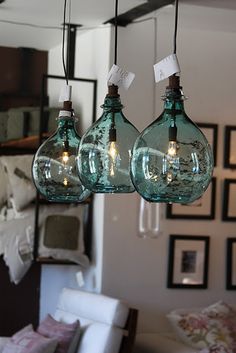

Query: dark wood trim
left=65, top=24, right=81, bottom=79
left=119, top=308, right=139, bottom=353
left=0, top=259, right=41, bottom=336
left=105, top=0, right=174, bottom=27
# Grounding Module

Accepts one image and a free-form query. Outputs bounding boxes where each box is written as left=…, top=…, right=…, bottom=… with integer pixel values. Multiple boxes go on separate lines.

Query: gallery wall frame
left=166, top=177, right=216, bottom=220
left=224, top=126, right=236, bottom=169
left=222, top=179, right=236, bottom=222
left=167, top=235, right=210, bottom=289
left=197, top=123, right=218, bottom=166
left=226, top=238, right=236, bottom=290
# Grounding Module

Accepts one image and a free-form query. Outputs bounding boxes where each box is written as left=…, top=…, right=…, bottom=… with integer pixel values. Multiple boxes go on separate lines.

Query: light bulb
left=109, top=141, right=120, bottom=177
left=167, top=140, right=178, bottom=157
left=131, top=75, right=214, bottom=204
left=32, top=101, right=91, bottom=202
left=62, top=151, right=69, bottom=164
left=78, top=85, right=139, bottom=193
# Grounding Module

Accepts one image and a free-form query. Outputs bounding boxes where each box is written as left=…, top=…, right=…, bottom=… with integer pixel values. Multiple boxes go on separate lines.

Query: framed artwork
left=222, top=179, right=236, bottom=221
left=197, top=123, right=218, bottom=166
left=166, top=177, right=216, bottom=220
left=224, top=126, right=236, bottom=169
left=167, top=235, right=210, bottom=289
left=226, top=238, right=236, bottom=290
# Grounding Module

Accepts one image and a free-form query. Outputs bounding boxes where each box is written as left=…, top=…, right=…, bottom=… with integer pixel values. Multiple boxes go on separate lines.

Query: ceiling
left=0, top=0, right=235, bottom=50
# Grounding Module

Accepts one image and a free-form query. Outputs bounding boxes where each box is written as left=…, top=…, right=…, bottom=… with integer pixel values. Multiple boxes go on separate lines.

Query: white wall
left=101, top=4, right=236, bottom=333
left=40, top=26, right=111, bottom=321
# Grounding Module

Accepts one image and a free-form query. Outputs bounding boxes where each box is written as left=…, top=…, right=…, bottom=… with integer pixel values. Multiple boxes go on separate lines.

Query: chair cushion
left=2, top=325, right=58, bottom=353
left=55, top=288, right=129, bottom=328
left=37, top=314, right=80, bottom=353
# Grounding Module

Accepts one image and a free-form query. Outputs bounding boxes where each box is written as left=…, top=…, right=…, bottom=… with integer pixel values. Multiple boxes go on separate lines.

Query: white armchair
left=0, top=287, right=138, bottom=353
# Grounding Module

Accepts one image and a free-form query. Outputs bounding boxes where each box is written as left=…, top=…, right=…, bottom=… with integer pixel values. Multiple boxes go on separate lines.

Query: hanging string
left=67, top=0, right=72, bottom=77
left=114, top=0, right=118, bottom=65
left=62, top=0, right=68, bottom=85
left=173, top=0, right=179, bottom=54
left=153, top=15, right=157, bottom=121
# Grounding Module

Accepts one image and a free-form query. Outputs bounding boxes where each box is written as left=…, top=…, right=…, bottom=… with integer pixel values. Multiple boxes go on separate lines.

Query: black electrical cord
left=62, top=0, right=68, bottom=85
left=114, top=0, right=118, bottom=65
left=173, top=0, right=179, bottom=54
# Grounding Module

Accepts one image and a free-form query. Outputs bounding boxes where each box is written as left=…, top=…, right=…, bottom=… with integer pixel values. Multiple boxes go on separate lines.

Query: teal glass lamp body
left=78, top=86, right=139, bottom=193
left=32, top=110, right=91, bottom=202
left=131, top=78, right=214, bottom=203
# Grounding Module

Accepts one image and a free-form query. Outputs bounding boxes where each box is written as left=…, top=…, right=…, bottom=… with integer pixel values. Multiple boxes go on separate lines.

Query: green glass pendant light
left=131, top=0, right=214, bottom=203
left=32, top=0, right=91, bottom=202
left=32, top=100, right=91, bottom=202
left=77, top=0, right=139, bottom=193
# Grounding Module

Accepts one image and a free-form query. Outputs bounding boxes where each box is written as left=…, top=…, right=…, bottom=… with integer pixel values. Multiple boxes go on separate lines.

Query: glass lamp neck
left=163, top=75, right=185, bottom=112
left=102, top=85, right=123, bottom=112
left=163, top=88, right=185, bottom=111
left=57, top=115, right=74, bottom=129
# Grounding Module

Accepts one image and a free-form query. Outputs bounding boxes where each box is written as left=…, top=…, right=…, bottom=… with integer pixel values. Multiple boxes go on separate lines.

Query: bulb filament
left=109, top=141, right=119, bottom=177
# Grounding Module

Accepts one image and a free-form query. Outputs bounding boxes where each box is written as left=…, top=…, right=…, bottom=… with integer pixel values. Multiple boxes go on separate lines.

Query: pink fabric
left=11, top=324, right=33, bottom=340
left=37, top=314, right=79, bottom=353
left=168, top=302, right=236, bottom=353
left=2, top=329, right=58, bottom=353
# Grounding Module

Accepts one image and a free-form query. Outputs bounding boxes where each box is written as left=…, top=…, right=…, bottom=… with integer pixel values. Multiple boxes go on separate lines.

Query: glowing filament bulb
left=62, top=151, right=69, bottom=164
left=63, top=178, right=68, bottom=186
left=168, top=140, right=177, bottom=157
left=109, top=141, right=118, bottom=177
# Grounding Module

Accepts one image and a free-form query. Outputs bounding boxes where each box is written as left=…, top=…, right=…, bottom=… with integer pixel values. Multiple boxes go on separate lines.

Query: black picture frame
left=166, top=177, right=216, bottom=220
left=167, top=235, right=210, bottom=289
left=222, top=179, right=236, bottom=221
left=226, top=238, right=236, bottom=290
left=197, top=123, right=218, bottom=166
left=224, top=126, right=236, bottom=169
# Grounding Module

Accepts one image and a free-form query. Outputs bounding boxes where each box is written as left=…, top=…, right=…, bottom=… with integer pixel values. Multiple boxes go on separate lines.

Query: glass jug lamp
left=78, top=85, right=139, bottom=193
left=32, top=100, right=91, bottom=202
left=131, top=75, right=214, bottom=204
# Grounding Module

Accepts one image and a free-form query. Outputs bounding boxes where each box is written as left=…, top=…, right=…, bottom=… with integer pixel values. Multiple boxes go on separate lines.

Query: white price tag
left=76, top=271, right=85, bottom=287
left=107, top=64, right=135, bottom=90
left=59, top=84, right=72, bottom=102
left=154, top=54, right=180, bottom=83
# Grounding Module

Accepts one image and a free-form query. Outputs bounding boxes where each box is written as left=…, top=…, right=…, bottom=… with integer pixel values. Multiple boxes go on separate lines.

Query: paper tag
left=154, top=54, right=180, bottom=82
left=59, top=85, right=72, bottom=102
left=76, top=271, right=85, bottom=287
left=107, top=64, right=135, bottom=90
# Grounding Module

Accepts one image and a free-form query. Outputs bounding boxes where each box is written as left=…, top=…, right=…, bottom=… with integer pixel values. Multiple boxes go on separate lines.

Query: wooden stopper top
left=167, top=75, right=182, bottom=89
left=107, top=85, right=120, bottom=97
left=63, top=100, right=72, bottom=111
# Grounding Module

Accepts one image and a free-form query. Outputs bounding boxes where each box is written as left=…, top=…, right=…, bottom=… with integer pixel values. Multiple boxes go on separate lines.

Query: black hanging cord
left=173, top=0, right=179, bottom=54
left=66, top=0, right=72, bottom=79
left=62, top=0, right=69, bottom=85
left=114, top=0, right=118, bottom=65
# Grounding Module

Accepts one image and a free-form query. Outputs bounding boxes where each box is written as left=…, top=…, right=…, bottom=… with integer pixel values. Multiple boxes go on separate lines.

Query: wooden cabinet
left=0, top=46, right=48, bottom=110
